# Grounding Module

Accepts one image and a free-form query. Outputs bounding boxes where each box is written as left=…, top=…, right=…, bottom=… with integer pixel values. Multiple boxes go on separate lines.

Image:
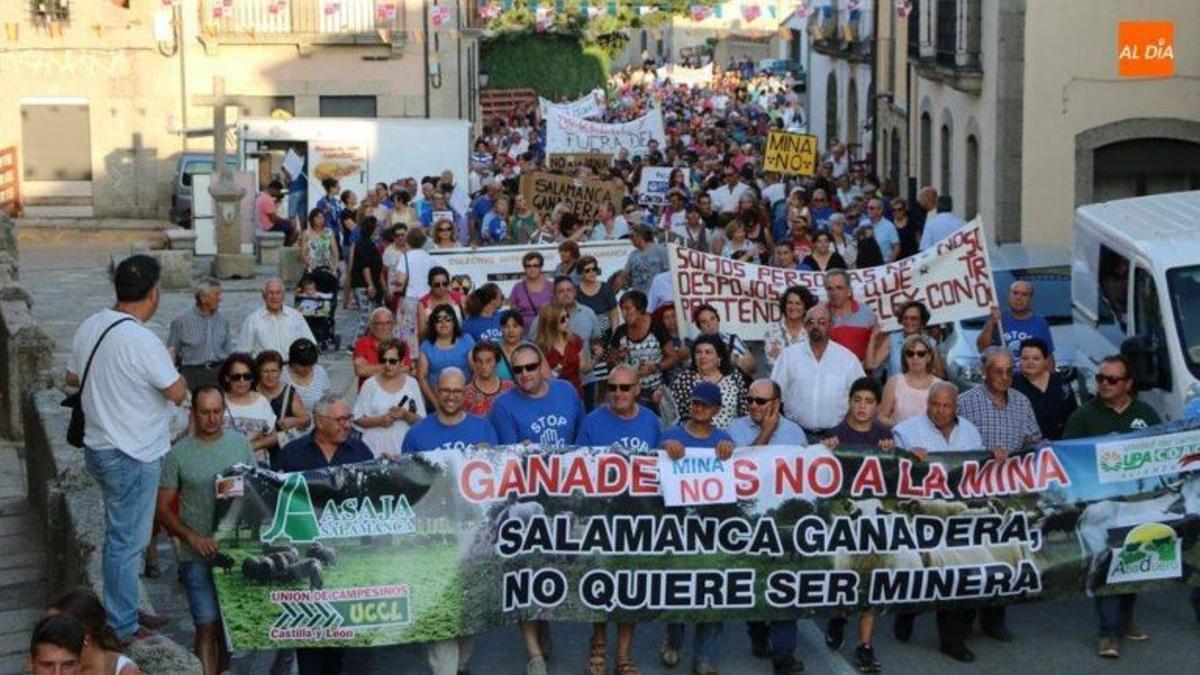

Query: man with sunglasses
left=1063, top=354, right=1160, bottom=659
left=728, top=379, right=807, bottom=674
left=489, top=343, right=585, bottom=449
left=707, top=165, right=751, bottom=214
left=771, top=304, right=865, bottom=441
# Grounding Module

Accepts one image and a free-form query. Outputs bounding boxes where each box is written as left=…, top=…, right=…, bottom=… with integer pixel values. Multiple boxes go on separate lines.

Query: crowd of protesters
left=49, top=56, right=1199, bottom=675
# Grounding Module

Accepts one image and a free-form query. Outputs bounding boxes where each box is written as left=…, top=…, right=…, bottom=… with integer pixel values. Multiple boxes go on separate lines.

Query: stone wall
left=0, top=214, right=54, bottom=440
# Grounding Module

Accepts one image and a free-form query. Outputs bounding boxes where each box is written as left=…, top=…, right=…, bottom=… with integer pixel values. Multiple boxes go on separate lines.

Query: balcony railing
left=935, top=0, right=957, bottom=67
left=199, top=0, right=402, bottom=36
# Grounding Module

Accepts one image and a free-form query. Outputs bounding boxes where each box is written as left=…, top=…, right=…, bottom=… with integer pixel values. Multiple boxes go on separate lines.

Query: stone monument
left=196, top=77, right=255, bottom=279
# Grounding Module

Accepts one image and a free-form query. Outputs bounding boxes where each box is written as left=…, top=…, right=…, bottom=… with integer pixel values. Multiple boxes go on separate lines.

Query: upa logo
left=1107, top=522, right=1181, bottom=584
left=1117, top=21, right=1175, bottom=78
left=262, top=473, right=417, bottom=544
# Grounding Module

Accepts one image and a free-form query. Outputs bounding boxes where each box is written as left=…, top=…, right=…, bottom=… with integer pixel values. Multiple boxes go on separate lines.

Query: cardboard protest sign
left=636, top=166, right=673, bottom=206
left=539, top=88, right=606, bottom=120
left=518, top=171, right=626, bottom=224
left=545, top=107, right=667, bottom=156
left=668, top=218, right=996, bottom=339
left=658, top=449, right=738, bottom=506
left=212, top=420, right=1200, bottom=649
left=762, top=130, right=820, bottom=176
left=546, top=153, right=613, bottom=174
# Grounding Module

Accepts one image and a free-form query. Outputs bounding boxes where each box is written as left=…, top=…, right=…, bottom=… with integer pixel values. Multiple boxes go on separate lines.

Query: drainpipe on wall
left=424, top=0, right=431, bottom=119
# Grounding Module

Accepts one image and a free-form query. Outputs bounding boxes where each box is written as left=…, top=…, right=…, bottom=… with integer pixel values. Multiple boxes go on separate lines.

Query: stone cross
left=193, top=76, right=254, bottom=278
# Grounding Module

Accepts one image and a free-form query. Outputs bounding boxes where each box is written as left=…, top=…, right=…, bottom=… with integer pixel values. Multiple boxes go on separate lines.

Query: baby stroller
left=295, top=268, right=341, bottom=352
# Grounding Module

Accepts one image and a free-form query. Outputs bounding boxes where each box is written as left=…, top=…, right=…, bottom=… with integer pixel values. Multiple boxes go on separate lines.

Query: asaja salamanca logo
left=262, top=473, right=417, bottom=544
left=1107, top=522, right=1182, bottom=584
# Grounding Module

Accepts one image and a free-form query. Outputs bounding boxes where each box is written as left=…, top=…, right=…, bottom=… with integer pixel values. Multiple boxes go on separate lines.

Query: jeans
left=1096, top=594, right=1137, bottom=639
left=84, top=447, right=163, bottom=640
left=666, top=622, right=723, bottom=667
left=747, top=621, right=796, bottom=659
left=178, top=561, right=220, bottom=625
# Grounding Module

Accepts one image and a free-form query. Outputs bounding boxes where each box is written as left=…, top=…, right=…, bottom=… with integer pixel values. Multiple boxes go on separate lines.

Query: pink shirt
left=255, top=192, right=277, bottom=231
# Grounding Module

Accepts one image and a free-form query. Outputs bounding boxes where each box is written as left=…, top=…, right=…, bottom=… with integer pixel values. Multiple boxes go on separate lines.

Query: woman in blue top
left=659, top=381, right=734, bottom=675
left=416, top=306, right=474, bottom=406
left=461, top=283, right=504, bottom=344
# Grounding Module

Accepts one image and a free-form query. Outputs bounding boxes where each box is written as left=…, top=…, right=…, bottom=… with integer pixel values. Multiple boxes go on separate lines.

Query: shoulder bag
left=61, top=317, right=133, bottom=448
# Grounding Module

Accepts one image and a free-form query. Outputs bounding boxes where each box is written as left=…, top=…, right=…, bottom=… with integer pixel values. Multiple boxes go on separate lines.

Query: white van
left=1072, top=190, right=1200, bottom=421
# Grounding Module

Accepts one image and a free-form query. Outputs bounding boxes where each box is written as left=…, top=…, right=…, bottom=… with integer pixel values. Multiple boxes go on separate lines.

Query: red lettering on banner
left=630, top=455, right=660, bottom=494
left=460, top=459, right=494, bottom=502
left=849, top=456, right=887, bottom=496
left=733, top=457, right=760, bottom=497
left=1036, top=448, right=1071, bottom=489
left=595, top=454, right=629, bottom=496
left=498, top=459, right=530, bottom=496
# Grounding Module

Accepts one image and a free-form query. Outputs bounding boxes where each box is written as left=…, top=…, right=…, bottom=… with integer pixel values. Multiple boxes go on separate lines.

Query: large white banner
left=430, top=240, right=633, bottom=296
left=545, top=107, right=667, bottom=156
left=668, top=218, right=997, bottom=339
left=539, top=89, right=606, bottom=120
left=655, top=64, right=716, bottom=87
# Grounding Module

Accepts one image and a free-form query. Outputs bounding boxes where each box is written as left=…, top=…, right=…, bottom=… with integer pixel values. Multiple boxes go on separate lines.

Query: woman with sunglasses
left=878, top=334, right=945, bottom=426
left=534, top=303, right=592, bottom=398
left=871, top=300, right=945, bottom=378
left=255, top=350, right=310, bottom=455
left=464, top=341, right=514, bottom=416
left=417, top=266, right=465, bottom=342
left=282, top=338, right=331, bottom=417
left=430, top=217, right=460, bottom=250
left=417, top=307, right=475, bottom=405
left=219, top=353, right=277, bottom=461
left=353, top=339, right=425, bottom=457
left=509, top=251, right=553, bottom=331
left=668, top=334, right=746, bottom=429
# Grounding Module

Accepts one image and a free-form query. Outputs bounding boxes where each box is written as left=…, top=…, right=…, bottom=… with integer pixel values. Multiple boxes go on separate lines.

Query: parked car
left=757, top=59, right=806, bottom=89
left=170, top=152, right=239, bottom=226
left=940, top=244, right=1092, bottom=400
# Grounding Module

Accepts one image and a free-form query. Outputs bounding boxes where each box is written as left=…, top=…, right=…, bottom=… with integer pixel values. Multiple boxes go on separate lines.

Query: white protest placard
left=546, top=107, right=667, bottom=156
left=430, top=240, right=632, bottom=296
left=282, top=148, right=305, bottom=180
left=668, top=218, right=997, bottom=339
left=657, top=449, right=737, bottom=507
left=539, top=88, right=606, bottom=120
left=655, top=64, right=716, bottom=87
left=636, top=166, right=673, bottom=206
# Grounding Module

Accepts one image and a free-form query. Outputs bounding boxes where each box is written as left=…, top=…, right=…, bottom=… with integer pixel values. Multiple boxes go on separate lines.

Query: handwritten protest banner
left=668, top=218, right=996, bottom=338
left=518, top=171, right=626, bottom=225
left=431, top=240, right=632, bottom=296
left=212, top=419, right=1200, bottom=648
left=546, top=107, right=667, bottom=155
left=655, top=64, right=716, bottom=87
left=658, top=449, right=738, bottom=506
left=546, top=152, right=613, bottom=174
left=636, top=166, right=673, bottom=206
left=539, top=88, right=606, bottom=120
left=762, top=130, right=820, bottom=176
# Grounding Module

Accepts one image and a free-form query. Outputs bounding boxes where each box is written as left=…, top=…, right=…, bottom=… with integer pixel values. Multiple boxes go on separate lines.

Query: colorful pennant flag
left=535, top=6, right=555, bottom=31
left=638, top=5, right=658, bottom=17
left=689, top=5, right=712, bottom=21
left=741, top=3, right=762, bottom=22
left=430, top=5, right=452, bottom=28
left=479, top=2, right=501, bottom=19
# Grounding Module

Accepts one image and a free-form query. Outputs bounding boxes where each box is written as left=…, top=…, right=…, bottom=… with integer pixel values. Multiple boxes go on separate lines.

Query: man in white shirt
left=760, top=173, right=788, bottom=209
left=237, top=278, right=316, bottom=357
left=919, top=195, right=967, bottom=251
left=67, top=255, right=188, bottom=644
left=707, top=166, right=752, bottom=214
left=770, top=304, right=865, bottom=437
left=827, top=141, right=850, bottom=178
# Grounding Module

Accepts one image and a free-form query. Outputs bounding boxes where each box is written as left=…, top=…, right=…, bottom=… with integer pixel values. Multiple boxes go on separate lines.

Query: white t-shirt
left=352, top=375, right=426, bottom=457
left=70, top=309, right=180, bottom=461
left=225, top=394, right=277, bottom=441
left=389, top=247, right=434, bottom=299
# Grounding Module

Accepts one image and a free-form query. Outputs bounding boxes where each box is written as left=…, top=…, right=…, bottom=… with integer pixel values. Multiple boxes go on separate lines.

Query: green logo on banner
left=262, top=473, right=418, bottom=545
left=269, top=586, right=411, bottom=641
left=1107, top=522, right=1182, bottom=584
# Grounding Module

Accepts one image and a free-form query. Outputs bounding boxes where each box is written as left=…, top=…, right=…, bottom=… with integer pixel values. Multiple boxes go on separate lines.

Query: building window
left=825, top=72, right=839, bottom=148
left=847, top=80, right=859, bottom=150
left=919, top=112, right=932, bottom=187
left=890, top=127, right=902, bottom=188
left=935, top=0, right=957, bottom=67
left=21, top=102, right=92, bottom=182
left=965, top=134, right=979, bottom=217
left=907, top=0, right=921, bottom=56
left=31, top=0, right=70, bottom=21
left=319, top=96, right=377, bottom=118
left=939, top=123, right=952, bottom=194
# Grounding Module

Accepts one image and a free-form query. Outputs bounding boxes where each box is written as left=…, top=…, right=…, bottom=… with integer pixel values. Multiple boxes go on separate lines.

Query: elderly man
left=919, top=194, right=965, bottom=251
left=862, top=197, right=901, bottom=263
left=167, top=278, right=232, bottom=390
left=275, top=394, right=373, bottom=675
left=237, top=278, right=316, bottom=357
left=157, top=386, right=255, bottom=675
left=575, top=364, right=661, bottom=675
left=824, top=270, right=879, bottom=365
left=67, top=255, right=187, bottom=645
left=1063, top=355, right=1161, bottom=659
left=772, top=304, right=865, bottom=439
left=402, top=367, right=497, bottom=453
left=892, top=382, right=984, bottom=663
left=976, top=280, right=1054, bottom=363
left=353, top=308, right=408, bottom=389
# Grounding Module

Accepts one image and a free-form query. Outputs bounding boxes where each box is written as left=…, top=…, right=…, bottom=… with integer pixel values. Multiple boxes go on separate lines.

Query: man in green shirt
left=157, top=385, right=255, bottom=675
left=1062, top=355, right=1160, bottom=660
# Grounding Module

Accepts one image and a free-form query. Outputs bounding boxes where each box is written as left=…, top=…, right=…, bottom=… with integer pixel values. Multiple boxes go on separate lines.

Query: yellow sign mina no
left=762, top=130, right=820, bottom=177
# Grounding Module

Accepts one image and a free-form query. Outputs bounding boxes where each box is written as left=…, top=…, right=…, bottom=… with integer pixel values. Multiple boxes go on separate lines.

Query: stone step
left=0, top=515, right=35, bottom=537
left=0, top=652, right=27, bottom=674
left=0, top=629, right=30, bottom=657
left=0, top=608, right=42, bottom=639
left=0, top=551, right=44, bottom=572
left=0, top=566, right=45, bottom=591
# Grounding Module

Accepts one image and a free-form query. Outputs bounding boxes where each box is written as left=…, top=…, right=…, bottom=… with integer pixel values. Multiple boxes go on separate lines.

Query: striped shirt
left=957, top=385, right=1042, bottom=453
left=166, top=306, right=232, bottom=366
left=829, top=300, right=877, bottom=362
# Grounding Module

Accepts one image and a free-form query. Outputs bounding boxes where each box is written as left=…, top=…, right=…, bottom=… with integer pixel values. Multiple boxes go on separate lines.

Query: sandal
left=614, top=659, right=640, bottom=675
left=585, top=636, right=606, bottom=675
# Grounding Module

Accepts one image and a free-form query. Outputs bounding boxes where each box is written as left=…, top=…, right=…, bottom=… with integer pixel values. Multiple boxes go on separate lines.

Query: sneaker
left=1124, top=626, right=1148, bottom=641
left=525, top=655, right=548, bottom=675
left=659, top=642, right=680, bottom=669
left=854, top=644, right=881, bottom=673
left=1098, top=637, right=1120, bottom=658
left=825, top=617, right=847, bottom=650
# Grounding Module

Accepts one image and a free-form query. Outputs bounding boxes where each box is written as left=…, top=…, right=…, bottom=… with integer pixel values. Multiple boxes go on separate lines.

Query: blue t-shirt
left=810, top=205, right=836, bottom=231
left=993, top=312, right=1054, bottom=362
left=489, top=379, right=584, bottom=448
left=420, top=336, right=475, bottom=389
left=462, top=314, right=502, bottom=344
left=660, top=424, right=733, bottom=449
left=576, top=405, right=662, bottom=453
left=470, top=195, right=494, bottom=224
left=401, top=414, right=498, bottom=453
left=872, top=220, right=900, bottom=262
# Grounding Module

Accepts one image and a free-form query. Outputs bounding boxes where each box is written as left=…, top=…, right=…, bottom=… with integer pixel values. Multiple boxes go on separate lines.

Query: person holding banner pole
left=660, top=382, right=735, bottom=675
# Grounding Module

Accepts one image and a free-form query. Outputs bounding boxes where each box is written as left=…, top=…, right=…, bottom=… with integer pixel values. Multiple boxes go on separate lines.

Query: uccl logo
left=1118, top=21, right=1175, bottom=78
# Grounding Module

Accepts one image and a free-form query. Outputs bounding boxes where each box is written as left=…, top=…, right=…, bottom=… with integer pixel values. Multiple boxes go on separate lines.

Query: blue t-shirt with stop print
left=489, top=379, right=584, bottom=448
left=576, top=405, right=662, bottom=453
